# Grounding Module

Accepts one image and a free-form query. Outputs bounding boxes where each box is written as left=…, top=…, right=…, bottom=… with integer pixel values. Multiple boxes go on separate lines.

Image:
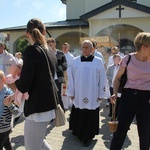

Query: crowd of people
left=0, top=18, right=149, bottom=150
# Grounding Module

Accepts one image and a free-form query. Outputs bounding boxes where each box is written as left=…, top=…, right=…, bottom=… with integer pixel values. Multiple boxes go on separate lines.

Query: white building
left=0, top=0, right=150, bottom=56
left=0, top=32, right=7, bottom=42
left=0, top=33, right=9, bottom=48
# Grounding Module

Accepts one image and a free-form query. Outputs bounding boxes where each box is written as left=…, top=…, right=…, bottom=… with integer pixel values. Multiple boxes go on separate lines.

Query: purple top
left=120, top=53, right=150, bottom=91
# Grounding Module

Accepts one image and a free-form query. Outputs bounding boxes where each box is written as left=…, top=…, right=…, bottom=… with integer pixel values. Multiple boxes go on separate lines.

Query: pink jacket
left=5, top=74, right=29, bottom=106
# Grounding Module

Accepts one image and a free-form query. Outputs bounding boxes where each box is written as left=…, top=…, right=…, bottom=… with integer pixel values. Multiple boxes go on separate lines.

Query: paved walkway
left=10, top=100, right=140, bottom=150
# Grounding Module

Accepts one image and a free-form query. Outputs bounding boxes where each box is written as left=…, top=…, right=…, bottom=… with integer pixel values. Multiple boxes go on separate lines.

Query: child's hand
left=4, top=97, right=12, bottom=106
left=3, top=94, right=15, bottom=106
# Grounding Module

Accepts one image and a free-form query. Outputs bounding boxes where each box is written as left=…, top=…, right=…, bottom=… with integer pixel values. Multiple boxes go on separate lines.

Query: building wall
left=88, top=17, right=150, bottom=37
left=8, top=28, right=89, bottom=54
left=66, top=0, right=150, bottom=19
left=0, top=33, right=6, bottom=42
left=8, top=17, right=149, bottom=54
left=6, top=0, right=150, bottom=54
left=66, top=0, right=110, bottom=19
left=89, top=6, right=150, bottom=19
left=9, top=31, right=25, bottom=54
left=137, top=0, right=150, bottom=6
left=67, top=0, right=85, bottom=19
left=85, top=0, right=110, bottom=12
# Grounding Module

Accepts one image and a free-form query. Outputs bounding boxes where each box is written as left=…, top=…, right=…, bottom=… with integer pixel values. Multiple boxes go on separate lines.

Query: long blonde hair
left=26, top=18, right=48, bottom=49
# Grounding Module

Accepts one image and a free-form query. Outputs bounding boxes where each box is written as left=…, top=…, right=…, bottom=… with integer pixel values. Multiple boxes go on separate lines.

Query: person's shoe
left=83, top=140, right=92, bottom=147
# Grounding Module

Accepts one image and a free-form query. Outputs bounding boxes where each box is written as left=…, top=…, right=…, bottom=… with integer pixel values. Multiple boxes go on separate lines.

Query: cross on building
left=116, top=5, right=124, bottom=18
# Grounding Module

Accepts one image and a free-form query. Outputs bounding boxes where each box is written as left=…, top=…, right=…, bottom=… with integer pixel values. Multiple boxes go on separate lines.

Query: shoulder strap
left=126, top=54, right=131, bottom=66
left=36, top=45, right=59, bottom=106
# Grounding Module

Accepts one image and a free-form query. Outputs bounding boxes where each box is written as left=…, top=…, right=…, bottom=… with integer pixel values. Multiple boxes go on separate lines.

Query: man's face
left=114, top=56, right=121, bottom=64
left=16, top=53, right=22, bottom=59
left=62, top=45, right=69, bottom=53
left=82, top=42, right=92, bottom=56
left=111, top=49, right=118, bottom=55
left=47, top=41, right=56, bottom=50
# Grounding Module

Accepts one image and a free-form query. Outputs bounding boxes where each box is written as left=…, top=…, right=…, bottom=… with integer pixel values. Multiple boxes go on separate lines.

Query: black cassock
left=69, top=55, right=99, bottom=142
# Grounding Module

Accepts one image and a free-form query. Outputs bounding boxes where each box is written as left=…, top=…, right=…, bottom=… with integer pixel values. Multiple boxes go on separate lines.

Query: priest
left=67, top=40, right=110, bottom=146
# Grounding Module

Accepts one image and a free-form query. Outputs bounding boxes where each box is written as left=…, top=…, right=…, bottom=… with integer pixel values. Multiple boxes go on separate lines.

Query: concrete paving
left=10, top=100, right=140, bottom=150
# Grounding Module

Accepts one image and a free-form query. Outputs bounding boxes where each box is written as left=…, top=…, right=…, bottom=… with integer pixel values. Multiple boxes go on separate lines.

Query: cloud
left=57, top=8, right=66, bottom=19
left=0, top=0, right=7, bottom=9
left=25, top=11, right=33, bottom=18
left=14, top=0, right=25, bottom=7
left=32, top=1, right=44, bottom=9
left=46, top=5, right=66, bottom=22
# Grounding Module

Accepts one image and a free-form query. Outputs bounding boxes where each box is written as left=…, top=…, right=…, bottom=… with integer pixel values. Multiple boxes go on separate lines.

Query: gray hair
left=82, top=40, right=93, bottom=48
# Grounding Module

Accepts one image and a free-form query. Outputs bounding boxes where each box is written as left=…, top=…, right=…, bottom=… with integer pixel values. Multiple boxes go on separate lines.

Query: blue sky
left=0, top=0, right=66, bottom=29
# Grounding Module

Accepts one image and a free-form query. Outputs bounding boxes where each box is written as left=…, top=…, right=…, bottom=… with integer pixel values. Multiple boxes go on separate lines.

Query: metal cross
left=116, top=5, right=124, bottom=18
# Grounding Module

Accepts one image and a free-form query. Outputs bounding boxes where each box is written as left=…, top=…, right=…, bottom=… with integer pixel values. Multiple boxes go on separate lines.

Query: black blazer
left=15, top=43, right=57, bottom=117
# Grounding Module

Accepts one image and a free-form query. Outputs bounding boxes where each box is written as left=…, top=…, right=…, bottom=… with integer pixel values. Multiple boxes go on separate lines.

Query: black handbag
left=118, top=54, right=131, bottom=93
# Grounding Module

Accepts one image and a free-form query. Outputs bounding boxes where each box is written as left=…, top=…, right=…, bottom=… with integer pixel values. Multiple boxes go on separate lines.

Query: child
left=106, top=54, right=122, bottom=119
left=5, top=64, right=29, bottom=106
left=0, top=70, right=19, bottom=150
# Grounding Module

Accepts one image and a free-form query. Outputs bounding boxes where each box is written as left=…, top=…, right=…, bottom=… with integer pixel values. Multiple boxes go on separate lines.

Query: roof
left=61, top=0, right=67, bottom=4
left=45, top=19, right=89, bottom=28
left=80, top=0, right=150, bottom=20
left=0, top=19, right=89, bottom=32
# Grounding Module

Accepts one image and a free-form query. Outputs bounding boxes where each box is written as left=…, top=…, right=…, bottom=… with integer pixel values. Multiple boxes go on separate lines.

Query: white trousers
left=62, top=96, right=73, bottom=109
left=24, top=119, right=53, bottom=150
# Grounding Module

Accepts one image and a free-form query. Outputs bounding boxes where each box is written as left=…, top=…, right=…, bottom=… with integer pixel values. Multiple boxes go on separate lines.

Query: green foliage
left=16, top=38, right=29, bottom=53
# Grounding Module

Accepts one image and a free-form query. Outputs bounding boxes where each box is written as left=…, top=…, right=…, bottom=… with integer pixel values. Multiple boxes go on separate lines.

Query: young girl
left=0, top=70, right=19, bottom=150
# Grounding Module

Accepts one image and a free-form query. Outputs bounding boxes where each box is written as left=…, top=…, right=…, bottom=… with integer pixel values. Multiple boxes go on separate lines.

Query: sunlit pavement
left=10, top=100, right=139, bottom=150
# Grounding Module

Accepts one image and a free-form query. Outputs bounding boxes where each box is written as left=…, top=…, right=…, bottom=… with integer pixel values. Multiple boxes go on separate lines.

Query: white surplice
left=67, top=56, right=110, bottom=110
left=62, top=52, right=74, bottom=109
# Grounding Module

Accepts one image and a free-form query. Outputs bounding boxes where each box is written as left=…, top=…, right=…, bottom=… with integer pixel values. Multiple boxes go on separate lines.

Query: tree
left=16, top=38, right=29, bottom=54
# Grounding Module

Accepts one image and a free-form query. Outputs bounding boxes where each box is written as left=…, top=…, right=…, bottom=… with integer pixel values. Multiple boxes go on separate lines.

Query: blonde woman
left=110, top=32, right=150, bottom=150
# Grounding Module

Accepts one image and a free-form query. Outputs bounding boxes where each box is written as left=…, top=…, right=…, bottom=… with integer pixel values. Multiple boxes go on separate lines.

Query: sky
left=0, top=0, right=66, bottom=29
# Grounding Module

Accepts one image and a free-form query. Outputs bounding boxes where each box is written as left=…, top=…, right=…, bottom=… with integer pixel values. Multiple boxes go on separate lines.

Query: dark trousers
left=110, top=88, right=150, bottom=150
left=0, top=130, right=13, bottom=150
left=55, top=79, right=65, bottom=112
